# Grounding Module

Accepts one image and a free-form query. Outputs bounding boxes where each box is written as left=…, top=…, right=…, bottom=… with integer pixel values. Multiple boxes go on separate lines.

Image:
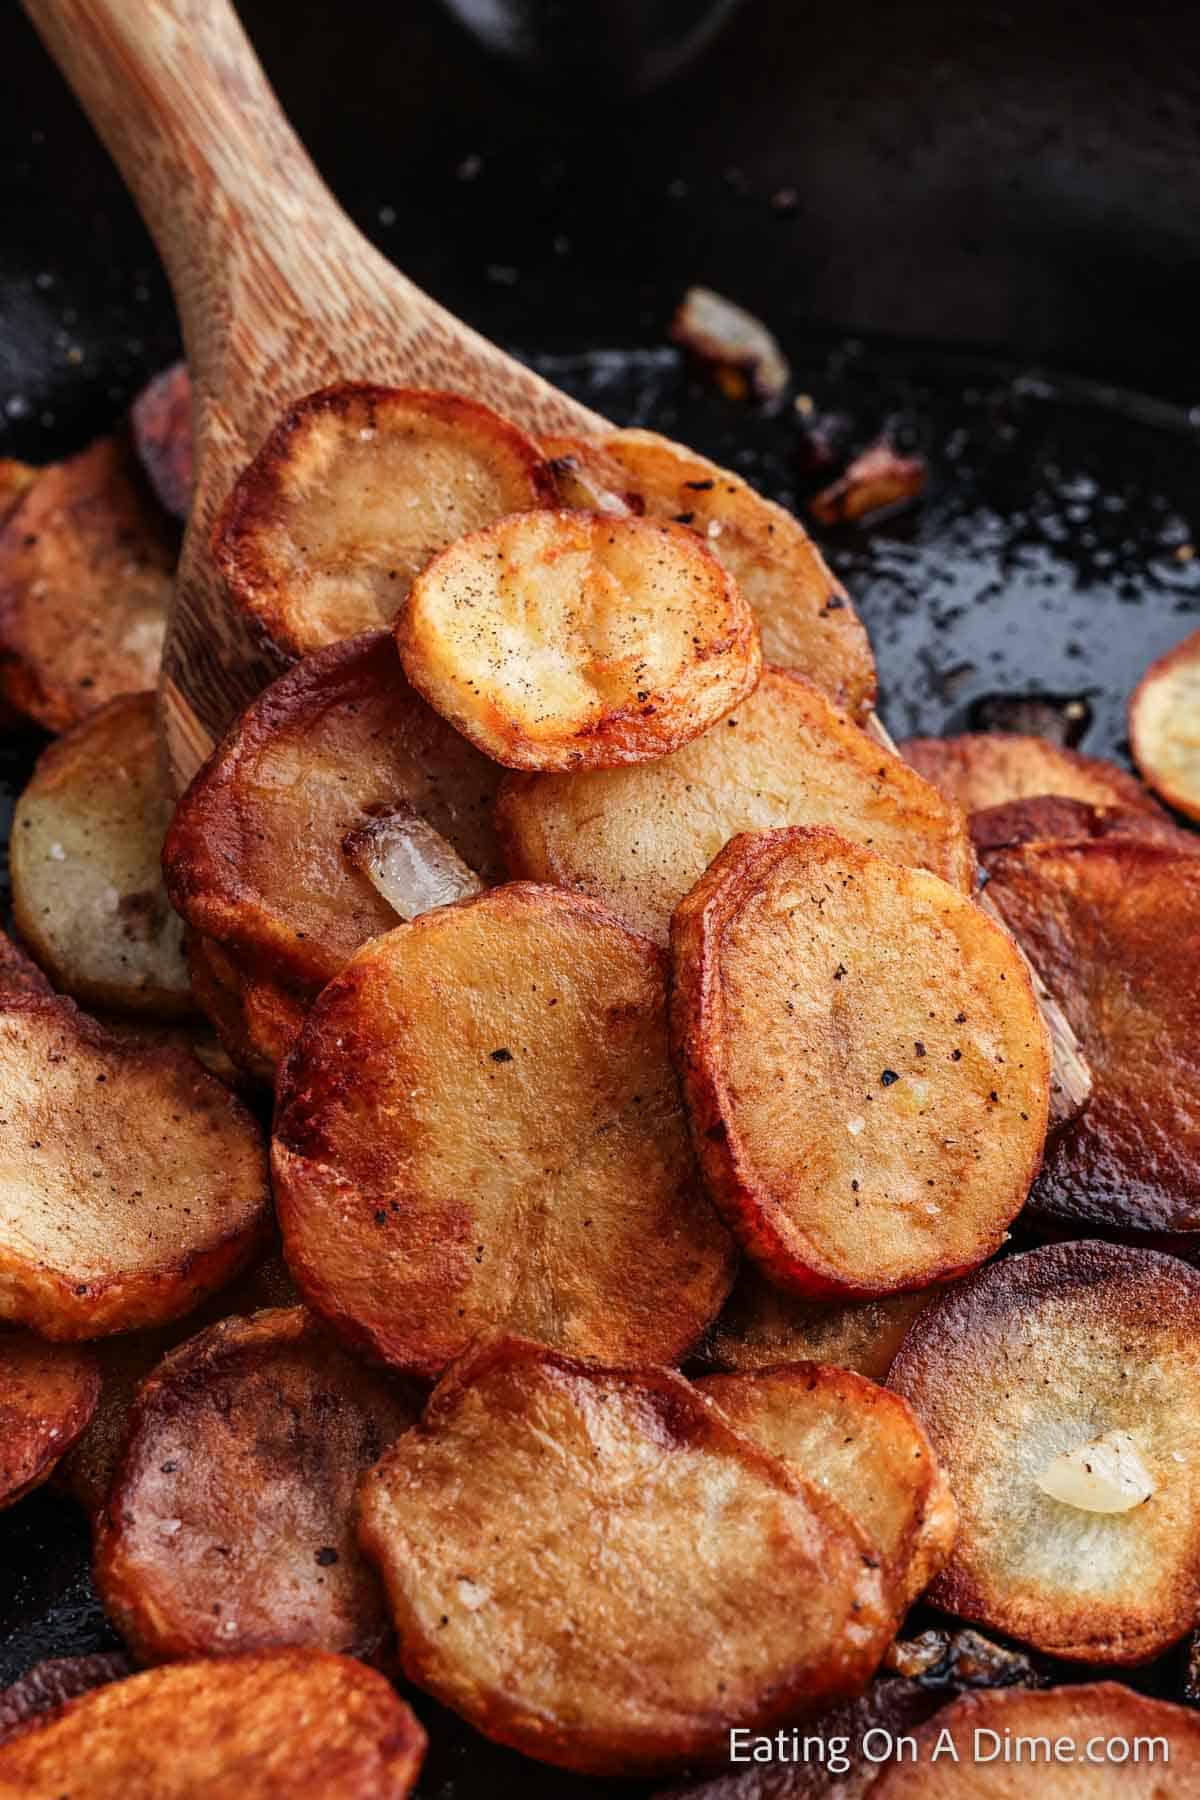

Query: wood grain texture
left=20, top=0, right=605, bottom=789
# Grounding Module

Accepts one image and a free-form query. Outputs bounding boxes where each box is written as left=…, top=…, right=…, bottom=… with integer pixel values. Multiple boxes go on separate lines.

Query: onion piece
left=1037, top=1429, right=1155, bottom=1514
left=342, top=808, right=482, bottom=921
left=670, top=286, right=791, bottom=403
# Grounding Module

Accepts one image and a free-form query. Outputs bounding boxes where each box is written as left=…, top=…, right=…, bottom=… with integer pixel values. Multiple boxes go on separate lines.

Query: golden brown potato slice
left=358, top=1333, right=896, bottom=1777
left=970, top=794, right=1197, bottom=860
left=499, top=668, right=974, bottom=945
left=984, top=839, right=1200, bottom=1236
left=706, top=1264, right=933, bottom=1379
left=95, top=1306, right=420, bottom=1662
left=870, top=1682, right=1200, bottom=1797
left=611, top=429, right=875, bottom=715
left=902, top=732, right=1160, bottom=816
left=889, top=1241, right=1200, bottom=1664
left=164, top=631, right=504, bottom=1077
left=671, top=828, right=1049, bottom=1297
left=274, top=884, right=734, bottom=1376
left=0, top=993, right=270, bottom=1338
left=11, top=692, right=192, bottom=1018
left=130, top=361, right=192, bottom=521
left=1130, top=625, right=1200, bottom=821
left=0, top=434, right=175, bottom=733
left=0, top=1650, right=425, bottom=1797
left=214, top=383, right=556, bottom=656
left=698, top=1364, right=956, bottom=1607
left=0, top=1330, right=99, bottom=1507
left=397, top=508, right=761, bottom=772
left=0, top=1654, right=132, bottom=1747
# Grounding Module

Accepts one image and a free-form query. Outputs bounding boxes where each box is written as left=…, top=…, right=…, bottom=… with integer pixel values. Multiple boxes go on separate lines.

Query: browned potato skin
left=902, top=732, right=1162, bottom=817
left=970, top=794, right=1197, bottom=860
left=0, top=1654, right=133, bottom=1747
left=94, top=1307, right=420, bottom=1663
left=0, top=1331, right=99, bottom=1508
left=130, top=362, right=192, bottom=521
left=0, top=1651, right=426, bottom=1797
left=670, top=828, right=1049, bottom=1297
left=358, top=1333, right=898, bottom=1779
left=0, top=434, right=175, bottom=734
left=705, top=1263, right=933, bottom=1380
left=184, top=932, right=303, bottom=1085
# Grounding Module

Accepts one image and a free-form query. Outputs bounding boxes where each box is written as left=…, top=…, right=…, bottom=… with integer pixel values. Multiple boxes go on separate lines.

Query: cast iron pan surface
left=2, top=0, right=1200, bottom=1790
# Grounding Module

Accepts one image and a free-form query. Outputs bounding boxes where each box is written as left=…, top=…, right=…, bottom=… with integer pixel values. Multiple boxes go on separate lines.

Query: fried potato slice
left=970, top=794, right=1197, bottom=860
left=95, top=1306, right=419, bottom=1662
left=0, top=994, right=269, bottom=1338
left=0, top=1330, right=99, bottom=1507
left=164, top=631, right=504, bottom=1076
left=0, top=1654, right=132, bottom=1747
left=11, top=693, right=192, bottom=1018
left=869, top=1682, right=1200, bottom=1797
left=705, top=1263, right=933, bottom=1380
left=0, top=1650, right=425, bottom=1797
left=214, top=383, right=556, bottom=655
left=499, top=668, right=974, bottom=944
left=273, top=884, right=734, bottom=1376
left=0, top=459, right=36, bottom=531
left=901, top=732, right=1160, bottom=816
left=1130, top=625, right=1200, bottom=821
left=698, top=1364, right=956, bottom=1607
left=130, top=362, right=192, bottom=521
left=358, top=1332, right=896, bottom=1777
left=984, top=839, right=1200, bottom=1235
left=889, top=1242, right=1200, bottom=1663
left=397, top=508, right=761, bottom=772
left=0, top=434, right=174, bottom=733
left=671, top=828, right=1049, bottom=1297
left=0, top=929, right=53, bottom=1004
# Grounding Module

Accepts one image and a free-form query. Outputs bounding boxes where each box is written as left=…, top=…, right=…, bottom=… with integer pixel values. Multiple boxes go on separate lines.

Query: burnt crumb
left=914, top=1041, right=927, bottom=1057
left=373, top=1209, right=388, bottom=1226
left=880, top=1069, right=900, bottom=1086
left=706, top=1120, right=729, bottom=1143
left=315, top=1546, right=339, bottom=1567
left=489, top=1048, right=513, bottom=1063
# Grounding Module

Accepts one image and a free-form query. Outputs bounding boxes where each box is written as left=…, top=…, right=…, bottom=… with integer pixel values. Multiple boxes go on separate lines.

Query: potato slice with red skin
left=0, top=1654, right=133, bottom=1747
left=396, top=508, right=761, bottom=772
left=214, top=383, right=557, bottom=656
left=0, top=993, right=270, bottom=1338
left=273, top=884, right=734, bottom=1377
left=357, top=1333, right=897, bottom=1779
left=499, top=667, right=974, bottom=946
left=705, top=1264, right=933, bottom=1380
left=0, top=1650, right=425, bottom=1797
left=670, top=828, right=1049, bottom=1298
left=970, top=794, right=1196, bottom=861
left=889, top=1242, right=1200, bottom=1664
left=984, top=839, right=1200, bottom=1236
left=0, top=1330, right=99, bottom=1507
left=94, top=1306, right=420, bottom=1662
left=902, top=732, right=1160, bottom=817
left=1129, top=625, right=1200, bottom=821
left=698, top=1364, right=956, bottom=1608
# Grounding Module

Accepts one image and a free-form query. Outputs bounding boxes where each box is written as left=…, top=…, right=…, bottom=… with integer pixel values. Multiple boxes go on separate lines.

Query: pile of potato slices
left=1, top=366, right=1199, bottom=1794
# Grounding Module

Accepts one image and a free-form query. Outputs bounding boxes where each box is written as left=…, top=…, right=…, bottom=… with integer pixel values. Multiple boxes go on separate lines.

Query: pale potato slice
left=0, top=994, right=270, bottom=1338
left=0, top=1651, right=425, bottom=1797
left=698, top=1364, right=956, bottom=1608
left=357, top=1333, right=896, bottom=1778
left=0, top=1654, right=132, bottom=1747
left=11, top=692, right=192, bottom=1018
left=499, top=667, right=974, bottom=945
left=164, top=631, right=505, bottom=1077
left=902, top=732, right=1160, bottom=816
left=0, top=434, right=174, bottom=733
left=214, top=383, right=556, bottom=655
left=889, top=1242, right=1200, bottom=1664
left=670, top=828, right=1048, bottom=1297
left=273, top=884, right=734, bottom=1376
left=706, top=1264, right=933, bottom=1379
left=1129, top=625, right=1200, bottom=821
left=397, top=508, right=761, bottom=772
left=542, top=434, right=635, bottom=515
left=95, top=1307, right=420, bottom=1662
left=0, top=1330, right=99, bottom=1507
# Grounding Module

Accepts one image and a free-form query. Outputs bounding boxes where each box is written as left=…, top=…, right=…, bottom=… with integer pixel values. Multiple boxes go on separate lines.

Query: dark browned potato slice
left=706, top=1264, right=933, bottom=1379
left=0, top=993, right=270, bottom=1338
left=0, top=1330, right=99, bottom=1507
left=214, top=383, right=556, bottom=656
left=130, top=362, right=192, bottom=521
left=358, top=1333, right=896, bottom=1777
left=984, top=839, right=1200, bottom=1235
left=1129, top=625, right=1200, bottom=821
left=0, top=434, right=175, bottom=733
left=0, top=1650, right=425, bottom=1797
left=671, top=828, right=1048, bottom=1297
left=901, top=732, right=1160, bottom=816
left=869, top=1682, right=1200, bottom=1796
left=499, top=668, right=974, bottom=945
left=397, top=508, right=761, bottom=772
left=274, top=884, right=734, bottom=1376
left=889, top=1242, right=1200, bottom=1663
left=0, top=1654, right=133, bottom=1747
left=95, top=1306, right=419, bottom=1662
left=0, top=928, right=53, bottom=1003
left=698, top=1364, right=956, bottom=1607
left=164, top=631, right=504, bottom=1077
left=970, top=794, right=1197, bottom=860
left=11, top=693, right=192, bottom=1018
